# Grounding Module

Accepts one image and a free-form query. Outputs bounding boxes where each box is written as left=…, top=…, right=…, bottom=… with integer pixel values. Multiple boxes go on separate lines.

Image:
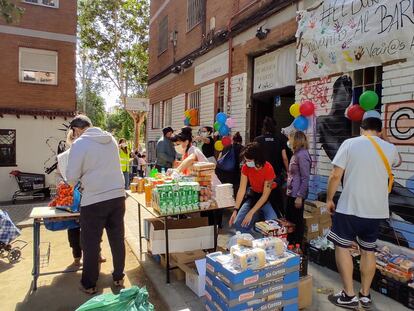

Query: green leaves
left=78, top=0, right=149, bottom=98
left=0, top=0, right=24, bottom=24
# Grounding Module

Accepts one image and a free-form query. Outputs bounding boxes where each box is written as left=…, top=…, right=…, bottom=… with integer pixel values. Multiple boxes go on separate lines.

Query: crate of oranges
left=49, top=182, right=77, bottom=211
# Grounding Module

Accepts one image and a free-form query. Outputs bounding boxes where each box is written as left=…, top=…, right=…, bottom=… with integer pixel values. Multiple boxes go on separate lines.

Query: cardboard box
left=177, top=259, right=206, bottom=297
left=304, top=212, right=319, bottom=234
left=298, top=275, right=313, bottom=309
left=172, top=250, right=206, bottom=264
left=305, top=200, right=329, bottom=216
left=148, top=218, right=214, bottom=255
left=319, top=214, right=332, bottom=236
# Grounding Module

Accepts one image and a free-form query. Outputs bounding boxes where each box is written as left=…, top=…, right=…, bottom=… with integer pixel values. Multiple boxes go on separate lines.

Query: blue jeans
left=123, top=171, right=130, bottom=190
left=234, top=198, right=277, bottom=233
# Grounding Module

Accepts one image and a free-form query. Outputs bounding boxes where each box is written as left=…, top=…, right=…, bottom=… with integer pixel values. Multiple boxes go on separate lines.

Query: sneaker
left=359, top=292, right=372, bottom=309
left=328, top=290, right=359, bottom=309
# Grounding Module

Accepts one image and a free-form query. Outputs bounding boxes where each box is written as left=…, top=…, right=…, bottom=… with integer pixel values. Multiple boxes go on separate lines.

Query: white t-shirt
left=332, top=136, right=399, bottom=219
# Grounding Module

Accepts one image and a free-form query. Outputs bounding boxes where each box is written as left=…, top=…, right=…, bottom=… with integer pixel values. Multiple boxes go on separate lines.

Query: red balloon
left=347, top=104, right=365, bottom=122
left=222, top=136, right=232, bottom=147
left=300, top=100, right=315, bottom=116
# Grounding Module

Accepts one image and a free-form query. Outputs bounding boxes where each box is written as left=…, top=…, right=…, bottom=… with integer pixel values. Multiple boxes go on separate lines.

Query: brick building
left=0, top=0, right=77, bottom=201
left=147, top=0, right=304, bottom=160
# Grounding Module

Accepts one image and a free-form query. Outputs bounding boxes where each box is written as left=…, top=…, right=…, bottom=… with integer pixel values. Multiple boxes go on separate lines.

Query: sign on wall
left=385, top=101, right=414, bottom=145
left=253, top=45, right=296, bottom=94
left=125, top=97, right=149, bottom=112
left=296, top=0, right=414, bottom=80
left=195, top=50, right=229, bottom=85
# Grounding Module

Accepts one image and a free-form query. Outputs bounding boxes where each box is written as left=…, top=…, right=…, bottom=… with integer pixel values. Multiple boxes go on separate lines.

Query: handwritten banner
left=296, top=0, right=414, bottom=80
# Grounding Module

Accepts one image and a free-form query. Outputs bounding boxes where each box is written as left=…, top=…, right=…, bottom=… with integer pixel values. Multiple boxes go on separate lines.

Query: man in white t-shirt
left=326, top=110, right=401, bottom=309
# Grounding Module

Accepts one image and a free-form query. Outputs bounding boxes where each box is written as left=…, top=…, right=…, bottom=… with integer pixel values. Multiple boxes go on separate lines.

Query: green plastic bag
left=75, top=286, right=154, bottom=311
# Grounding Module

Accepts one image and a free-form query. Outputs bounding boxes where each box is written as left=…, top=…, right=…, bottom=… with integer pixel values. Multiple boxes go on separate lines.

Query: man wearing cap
left=66, top=115, right=126, bottom=294
left=326, top=110, right=401, bottom=309
left=155, top=127, right=176, bottom=172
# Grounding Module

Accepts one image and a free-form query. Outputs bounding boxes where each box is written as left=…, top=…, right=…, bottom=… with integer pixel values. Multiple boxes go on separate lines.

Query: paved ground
left=0, top=224, right=166, bottom=311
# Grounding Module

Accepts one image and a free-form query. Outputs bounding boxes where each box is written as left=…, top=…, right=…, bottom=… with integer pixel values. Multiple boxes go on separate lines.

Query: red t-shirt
left=241, top=161, right=276, bottom=193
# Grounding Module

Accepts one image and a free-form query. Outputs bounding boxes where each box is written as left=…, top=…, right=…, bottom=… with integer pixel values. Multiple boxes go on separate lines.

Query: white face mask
left=287, top=141, right=291, bottom=149
left=175, top=145, right=185, bottom=155
left=121, top=143, right=127, bottom=148
left=201, top=132, right=209, bottom=138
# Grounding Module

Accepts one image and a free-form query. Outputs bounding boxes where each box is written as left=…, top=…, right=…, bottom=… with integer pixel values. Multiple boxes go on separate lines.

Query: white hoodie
left=66, top=127, right=125, bottom=206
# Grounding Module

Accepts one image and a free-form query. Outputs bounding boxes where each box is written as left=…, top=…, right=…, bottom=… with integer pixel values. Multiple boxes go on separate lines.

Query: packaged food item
left=252, top=237, right=285, bottom=257
left=232, top=247, right=266, bottom=271
left=130, top=183, right=138, bottom=193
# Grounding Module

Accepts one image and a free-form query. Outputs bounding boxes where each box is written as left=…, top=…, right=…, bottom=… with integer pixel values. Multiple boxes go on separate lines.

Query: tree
left=1, top=0, right=24, bottom=23
left=78, top=0, right=149, bottom=148
left=106, top=108, right=134, bottom=141
left=76, top=84, right=106, bottom=129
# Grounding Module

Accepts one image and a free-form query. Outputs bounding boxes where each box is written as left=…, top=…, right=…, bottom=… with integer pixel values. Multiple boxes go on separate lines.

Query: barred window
left=187, top=0, right=203, bottom=31
left=158, top=16, right=168, bottom=55
left=216, top=80, right=225, bottom=114
left=0, top=129, right=16, bottom=167
left=152, top=102, right=161, bottom=129
left=24, top=0, right=59, bottom=8
left=188, top=89, right=201, bottom=126
left=163, top=99, right=172, bottom=127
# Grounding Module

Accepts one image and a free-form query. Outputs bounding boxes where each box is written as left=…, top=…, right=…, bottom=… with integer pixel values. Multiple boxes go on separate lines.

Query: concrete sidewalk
left=124, top=197, right=411, bottom=311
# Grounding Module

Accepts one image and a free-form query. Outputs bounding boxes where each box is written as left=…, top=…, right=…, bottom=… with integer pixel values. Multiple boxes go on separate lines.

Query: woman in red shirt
left=229, top=142, right=278, bottom=233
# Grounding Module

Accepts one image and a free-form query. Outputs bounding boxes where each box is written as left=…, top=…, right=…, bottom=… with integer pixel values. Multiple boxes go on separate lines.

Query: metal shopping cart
left=9, top=170, right=50, bottom=204
left=0, top=209, right=27, bottom=263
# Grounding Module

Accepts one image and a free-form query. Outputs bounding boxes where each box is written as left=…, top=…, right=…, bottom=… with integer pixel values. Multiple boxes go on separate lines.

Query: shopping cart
left=0, top=209, right=27, bottom=263
left=9, top=170, right=50, bottom=204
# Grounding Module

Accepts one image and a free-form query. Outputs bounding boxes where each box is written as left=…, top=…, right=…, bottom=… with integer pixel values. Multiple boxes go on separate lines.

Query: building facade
left=148, top=0, right=414, bottom=247
left=0, top=0, right=77, bottom=201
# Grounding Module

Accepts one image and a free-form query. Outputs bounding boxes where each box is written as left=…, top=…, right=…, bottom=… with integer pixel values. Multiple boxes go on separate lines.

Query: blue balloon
left=216, top=112, right=227, bottom=124
left=293, top=116, right=309, bottom=131
left=219, top=124, right=230, bottom=136
left=184, top=118, right=190, bottom=126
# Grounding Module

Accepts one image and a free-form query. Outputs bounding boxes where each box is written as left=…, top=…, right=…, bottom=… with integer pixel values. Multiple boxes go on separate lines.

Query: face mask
left=201, top=132, right=208, bottom=138
left=287, top=141, right=291, bottom=149
left=121, top=143, right=127, bottom=148
left=175, top=145, right=185, bottom=155
left=246, top=161, right=256, bottom=168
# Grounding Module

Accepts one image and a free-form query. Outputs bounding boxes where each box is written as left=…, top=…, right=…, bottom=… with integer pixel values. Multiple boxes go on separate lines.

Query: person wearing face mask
left=66, top=115, right=126, bottom=294
left=229, top=142, right=278, bottom=233
left=195, top=126, right=215, bottom=163
left=155, top=127, right=176, bottom=172
left=118, top=138, right=131, bottom=190
left=286, top=131, right=312, bottom=247
left=171, top=127, right=221, bottom=186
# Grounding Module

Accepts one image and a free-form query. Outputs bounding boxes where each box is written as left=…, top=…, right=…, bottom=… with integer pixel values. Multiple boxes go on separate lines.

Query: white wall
left=0, top=115, right=67, bottom=202
left=228, top=73, right=248, bottom=143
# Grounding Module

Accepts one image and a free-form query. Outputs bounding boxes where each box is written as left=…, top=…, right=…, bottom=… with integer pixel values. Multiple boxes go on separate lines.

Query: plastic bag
left=75, top=286, right=154, bottom=311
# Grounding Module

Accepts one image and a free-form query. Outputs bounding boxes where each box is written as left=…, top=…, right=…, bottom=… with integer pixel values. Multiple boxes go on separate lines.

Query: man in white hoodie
left=66, top=115, right=125, bottom=294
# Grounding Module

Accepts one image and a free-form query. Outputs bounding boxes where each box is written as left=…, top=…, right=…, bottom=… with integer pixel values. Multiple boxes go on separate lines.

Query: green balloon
left=359, top=91, right=379, bottom=111
left=214, top=121, right=221, bottom=131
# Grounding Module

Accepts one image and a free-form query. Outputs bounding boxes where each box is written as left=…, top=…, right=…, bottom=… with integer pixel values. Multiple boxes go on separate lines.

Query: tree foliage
left=106, top=108, right=134, bottom=141
left=78, top=0, right=149, bottom=104
left=0, top=0, right=24, bottom=23
left=76, top=83, right=106, bottom=129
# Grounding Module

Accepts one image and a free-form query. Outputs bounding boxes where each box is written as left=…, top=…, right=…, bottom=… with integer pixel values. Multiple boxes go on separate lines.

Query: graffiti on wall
left=384, top=102, right=414, bottom=145
left=298, top=77, right=332, bottom=114
left=44, top=124, right=69, bottom=174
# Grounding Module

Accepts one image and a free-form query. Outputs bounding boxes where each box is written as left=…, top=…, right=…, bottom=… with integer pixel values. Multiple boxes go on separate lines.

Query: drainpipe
left=227, top=0, right=262, bottom=106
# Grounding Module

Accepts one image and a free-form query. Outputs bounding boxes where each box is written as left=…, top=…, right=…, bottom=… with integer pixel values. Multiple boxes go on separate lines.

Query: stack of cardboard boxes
left=303, top=201, right=332, bottom=242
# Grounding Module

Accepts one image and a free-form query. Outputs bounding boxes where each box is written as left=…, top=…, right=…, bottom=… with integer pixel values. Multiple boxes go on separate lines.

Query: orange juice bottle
left=145, top=183, right=152, bottom=207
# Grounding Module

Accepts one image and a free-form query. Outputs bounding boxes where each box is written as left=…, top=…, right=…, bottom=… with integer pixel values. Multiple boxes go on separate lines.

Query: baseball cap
left=362, top=110, right=381, bottom=121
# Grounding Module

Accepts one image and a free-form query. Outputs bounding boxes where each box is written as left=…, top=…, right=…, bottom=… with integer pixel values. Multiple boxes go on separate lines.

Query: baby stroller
left=10, top=170, right=50, bottom=204
left=0, top=209, right=27, bottom=263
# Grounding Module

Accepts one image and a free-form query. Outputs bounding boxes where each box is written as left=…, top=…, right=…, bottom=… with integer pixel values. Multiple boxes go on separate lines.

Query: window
left=0, top=130, right=16, bottom=167
left=19, top=48, right=58, bottom=85
left=23, top=0, right=59, bottom=8
left=188, top=89, right=201, bottom=125
left=187, top=0, right=203, bottom=31
left=163, top=99, right=172, bottom=127
left=152, top=102, right=161, bottom=129
left=216, top=80, right=225, bottom=114
left=351, top=66, right=383, bottom=134
left=158, top=16, right=168, bottom=54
